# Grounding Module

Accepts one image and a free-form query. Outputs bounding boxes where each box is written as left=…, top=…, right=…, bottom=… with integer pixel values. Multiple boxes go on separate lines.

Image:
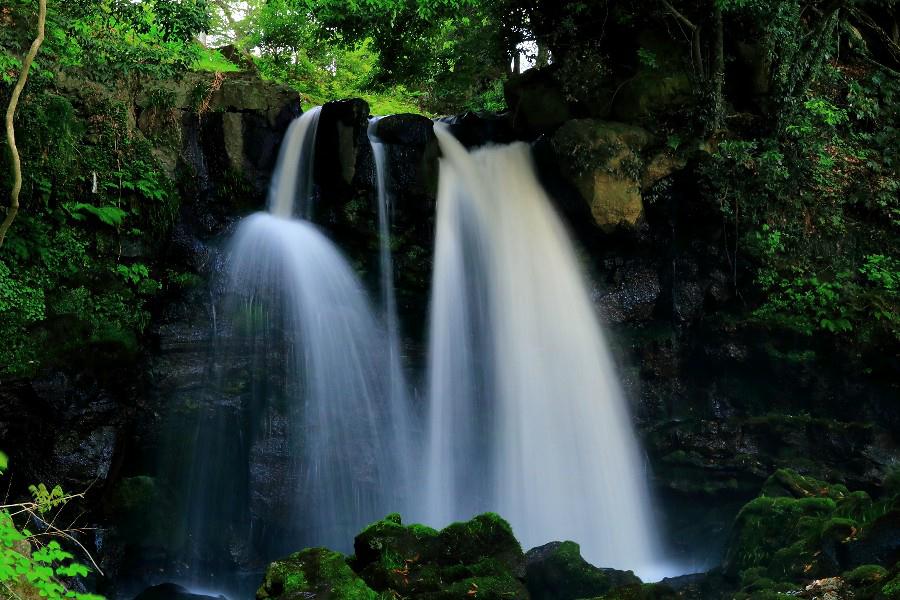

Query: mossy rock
left=257, top=547, right=379, bottom=600
left=724, top=469, right=900, bottom=586
left=524, top=541, right=640, bottom=600
left=760, top=469, right=850, bottom=500
left=724, top=493, right=842, bottom=579
left=586, top=582, right=679, bottom=600
left=351, top=513, right=528, bottom=599
left=843, top=563, right=888, bottom=586
left=882, top=572, right=900, bottom=599
left=550, top=119, right=653, bottom=231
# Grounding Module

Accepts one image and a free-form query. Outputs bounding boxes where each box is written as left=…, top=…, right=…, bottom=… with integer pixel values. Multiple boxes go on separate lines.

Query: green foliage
left=884, top=574, right=900, bottom=599
left=28, top=484, right=68, bottom=515
left=727, top=469, right=898, bottom=586
left=65, top=203, right=128, bottom=227
left=701, top=56, right=899, bottom=362
left=193, top=47, right=241, bottom=73
left=238, top=0, right=511, bottom=113
left=0, top=455, right=102, bottom=600
left=637, top=47, right=659, bottom=70
left=0, top=1, right=188, bottom=378
left=0, top=194, right=166, bottom=375
left=0, top=531, right=101, bottom=600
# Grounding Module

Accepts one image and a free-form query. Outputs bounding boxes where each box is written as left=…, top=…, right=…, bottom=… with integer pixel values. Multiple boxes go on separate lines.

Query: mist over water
left=421, top=125, right=662, bottom=576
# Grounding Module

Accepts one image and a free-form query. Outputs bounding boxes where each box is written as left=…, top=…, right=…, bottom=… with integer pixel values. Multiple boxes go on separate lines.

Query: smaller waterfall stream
left=268, top=107, right=321, bottom=219
left=180, top=107, right=411, bottom=595
left=422, top=124, right=663, bottom=576
left=367, top=119, right=407, bottom=426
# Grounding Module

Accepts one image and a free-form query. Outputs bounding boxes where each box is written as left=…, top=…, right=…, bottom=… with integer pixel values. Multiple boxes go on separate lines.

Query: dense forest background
left=0, top=1, right=898, bottom=599
left=1, top=0, right=897, bottom=381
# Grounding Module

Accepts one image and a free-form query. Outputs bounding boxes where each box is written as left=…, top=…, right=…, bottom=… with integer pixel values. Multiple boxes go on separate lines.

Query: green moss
left=760, top=468, right=848, bottom=499
left=726, top=472, right=841, bottom=578
left=883, top=574, right=900, bottom=599
left=843, top=564, right=888, bottom=586
left=351, top=513, right=526, bottom=599
left=257, top=548, right=378, bottom=600
left=525, top=540, right=640, bottom=600
left=726, top=469, right=900, bottom=590
left=590, top=583, right=679, bottom=600
left=439, top=575, right=527, bottom=600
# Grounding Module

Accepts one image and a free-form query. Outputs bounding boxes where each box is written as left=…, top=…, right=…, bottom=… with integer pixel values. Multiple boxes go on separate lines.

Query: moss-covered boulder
left=256, top=547, right=378, bottom=600
left=724, top=469, right=900, bottom=588
left=584, top=583, right=679, bottom=600
left=524, top=541, right=640, bottom=600
left=725, top=471, right=852, bottom=581
left=551, top=120, right=653, bottom=231
left=350, top=512, right=529, bottom=600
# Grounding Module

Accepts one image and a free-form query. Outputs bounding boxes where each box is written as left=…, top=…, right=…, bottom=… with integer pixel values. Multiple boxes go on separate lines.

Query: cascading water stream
left=179, top=107, right=412, bottom=595
left=268, top=107, right=321, bottom=219
left=422, top=124, right=663, bottom=577
left=367, top=119, right=407, bottom=420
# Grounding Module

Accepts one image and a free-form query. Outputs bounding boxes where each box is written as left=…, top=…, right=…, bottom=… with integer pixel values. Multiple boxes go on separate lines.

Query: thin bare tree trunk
left=0, top=0, right=48, bottom=248
left=711, top=4, right=725, bottom=129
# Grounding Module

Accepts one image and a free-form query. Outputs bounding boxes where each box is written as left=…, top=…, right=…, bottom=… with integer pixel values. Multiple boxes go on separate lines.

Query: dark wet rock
left=370, top=113, right=436, bottom=145
left=505, top=67, right=571, bottom=137
left=248, top=410, right=299, bottom=558
left=597, top=263, right=662, bottom=323
left=524, top=541, right=640, bottom=600
left=437, top=111, right=518, bottom=148
left=369, top=113, right=441, bottom=208
left=318, top=98, right=371, bottom=191
left=647, top=417, right=886, bottom=500
left=582, top=583, right=680, bottom=599
left=673, top=280, right=704, bottom=322
left=51, top=426, right=117, bottom=486
left=845, top=509, right=900, bottom=568
left=134, top=583, right=226, bottom=600
left=656, top=570, right=731, bottom=600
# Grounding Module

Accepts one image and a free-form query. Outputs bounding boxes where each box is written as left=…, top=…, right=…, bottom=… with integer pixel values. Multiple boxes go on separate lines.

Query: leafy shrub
left=0, top=454, right=102, bottom=600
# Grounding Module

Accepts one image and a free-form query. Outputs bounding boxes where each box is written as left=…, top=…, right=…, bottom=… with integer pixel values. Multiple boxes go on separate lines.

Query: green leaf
left=64, top=203, right=128, bottom=227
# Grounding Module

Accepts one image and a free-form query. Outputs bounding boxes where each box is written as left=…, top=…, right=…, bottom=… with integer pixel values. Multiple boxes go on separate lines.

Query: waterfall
left=227, top=214, right=410, bottom=551
left=367, top=119, right=407, bottom=426
left=181, top=107, right=411, bottom=592
left=422, top=124, right=662, bottom=576
left=268, top=107, right=321, bottom=219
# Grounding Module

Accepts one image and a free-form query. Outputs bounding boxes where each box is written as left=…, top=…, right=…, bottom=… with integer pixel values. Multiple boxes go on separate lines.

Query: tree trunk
left=0, top=0, right=48, bottom=248
left=536, top=43, right=549, bottom=68
left=710, top=4, right=725, bottom=130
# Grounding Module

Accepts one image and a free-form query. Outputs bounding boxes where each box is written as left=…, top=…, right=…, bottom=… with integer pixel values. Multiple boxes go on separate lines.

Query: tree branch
left=848, top=6, right=900, bottom=66
left=660, top=0, right=697, bottom=31
left=0, top=0, right=47, bottom=248
left=660, top=0, right=705, bottom=78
